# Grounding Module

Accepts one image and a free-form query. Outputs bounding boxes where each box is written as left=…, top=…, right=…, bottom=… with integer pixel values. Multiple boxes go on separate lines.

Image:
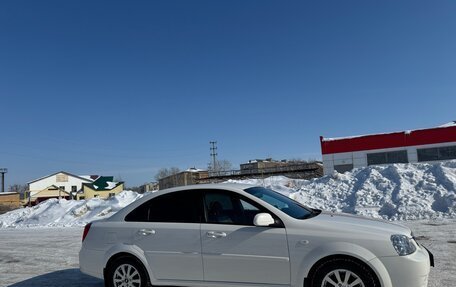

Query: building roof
left=0, top=192, right=19, bottom=196
left=30, top=185, right=71, bottom=196
left=185, top=167, right=206, bottom=173
left=83, top=176, right=124, bottom=191
left=80, top=175, right=100, bottom=181
left=320, top=122, right=456, bottom=154
left=27, top=171, right=95, bottom=184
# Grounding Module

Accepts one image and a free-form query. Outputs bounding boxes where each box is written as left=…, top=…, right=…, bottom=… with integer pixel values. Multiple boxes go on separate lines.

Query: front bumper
left=374, top=245, right=431, bottom=287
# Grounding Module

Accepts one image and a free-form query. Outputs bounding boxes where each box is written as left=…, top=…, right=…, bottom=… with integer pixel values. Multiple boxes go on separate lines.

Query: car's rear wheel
left=106, top=257, right=149, bottom=287
left=310, top=258, right=378, bottom=287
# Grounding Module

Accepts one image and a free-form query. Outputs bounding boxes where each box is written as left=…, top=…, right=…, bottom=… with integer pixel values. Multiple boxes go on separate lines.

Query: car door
left=125, top=190, right=203, bottom=281
left=201, top=189, right=290, bottom=285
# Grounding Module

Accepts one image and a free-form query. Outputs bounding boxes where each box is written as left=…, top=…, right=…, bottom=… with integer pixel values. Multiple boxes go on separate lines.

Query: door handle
left=206, top=231, right=227, bottom=238
left=137, top=229, right=156, bottom=236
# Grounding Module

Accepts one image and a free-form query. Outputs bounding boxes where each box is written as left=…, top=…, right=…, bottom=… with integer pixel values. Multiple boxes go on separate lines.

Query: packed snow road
left=1, top=220, right=454, bottom=287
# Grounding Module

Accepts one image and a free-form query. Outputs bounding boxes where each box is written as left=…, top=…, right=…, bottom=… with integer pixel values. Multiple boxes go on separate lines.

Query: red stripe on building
left=320, top=126, right=456, bottom=154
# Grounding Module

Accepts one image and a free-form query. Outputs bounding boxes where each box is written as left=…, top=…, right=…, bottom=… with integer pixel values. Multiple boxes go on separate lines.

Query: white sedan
left=79, top=183, right=433, bottom=287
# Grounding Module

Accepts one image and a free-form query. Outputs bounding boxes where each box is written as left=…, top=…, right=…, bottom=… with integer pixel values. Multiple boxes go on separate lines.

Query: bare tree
left=208, top=159, right=233, bottom=172
left=9, top=184, right=28, bottom=199
left=288, top=158, right=318, bottom=164
left=154, top=167, right=181, bottom=181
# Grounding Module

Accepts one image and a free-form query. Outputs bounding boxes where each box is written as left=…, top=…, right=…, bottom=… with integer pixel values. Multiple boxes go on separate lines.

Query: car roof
left=158, top=182, right=257, bottom=193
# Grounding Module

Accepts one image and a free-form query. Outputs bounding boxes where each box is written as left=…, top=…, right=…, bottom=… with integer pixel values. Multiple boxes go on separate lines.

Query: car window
left=125, top=190, right=202, bottom=223
left=240, top=199, right=258, bottom=211
left=245, top=187, right=317, bottom=219
left=204, top=190, right=265, bottom=226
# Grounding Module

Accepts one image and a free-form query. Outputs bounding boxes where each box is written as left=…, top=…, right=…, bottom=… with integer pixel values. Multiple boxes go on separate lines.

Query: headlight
left=390, top=234, right=416, bottom=256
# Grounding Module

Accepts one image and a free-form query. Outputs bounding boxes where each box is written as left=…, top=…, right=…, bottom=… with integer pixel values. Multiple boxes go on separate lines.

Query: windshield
left=245, top=187, right=319, bottom=219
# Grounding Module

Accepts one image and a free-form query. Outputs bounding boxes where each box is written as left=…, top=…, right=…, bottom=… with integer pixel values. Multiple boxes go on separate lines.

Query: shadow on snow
left=7, top=269, right=103, bottom=287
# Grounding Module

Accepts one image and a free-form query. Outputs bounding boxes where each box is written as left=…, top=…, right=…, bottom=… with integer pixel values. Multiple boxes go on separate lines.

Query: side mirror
left=253, top=213, right=275, bottom=227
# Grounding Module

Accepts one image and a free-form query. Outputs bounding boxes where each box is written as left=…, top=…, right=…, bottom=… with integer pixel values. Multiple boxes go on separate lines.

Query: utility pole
left=0, top=168, right=7, bottom=193
left=209, top=141, right=218, bottom=171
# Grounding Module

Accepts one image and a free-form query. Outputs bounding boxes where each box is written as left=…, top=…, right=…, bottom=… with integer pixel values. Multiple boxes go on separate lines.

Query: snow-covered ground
left=0, top=220, right=454, bottom=287
left=0, top=227, right=101, bottom=287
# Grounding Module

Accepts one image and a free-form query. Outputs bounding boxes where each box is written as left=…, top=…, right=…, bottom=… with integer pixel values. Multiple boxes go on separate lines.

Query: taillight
left=82, top=223, right=92, bottom=242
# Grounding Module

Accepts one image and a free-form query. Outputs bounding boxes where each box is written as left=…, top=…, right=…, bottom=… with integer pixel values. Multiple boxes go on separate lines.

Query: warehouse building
left=320, top=121, right=456, bottom=175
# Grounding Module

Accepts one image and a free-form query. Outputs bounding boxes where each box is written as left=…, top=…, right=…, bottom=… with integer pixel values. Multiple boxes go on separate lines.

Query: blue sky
left=1, top=1, right=455, bottom=187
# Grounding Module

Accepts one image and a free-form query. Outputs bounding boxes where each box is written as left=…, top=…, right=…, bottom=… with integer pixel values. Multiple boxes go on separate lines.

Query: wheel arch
left=103, top=244, right=155, bottom=284
left=296, top=242, right=392, bottom=287
left=303, top=254, right=382, bottom=287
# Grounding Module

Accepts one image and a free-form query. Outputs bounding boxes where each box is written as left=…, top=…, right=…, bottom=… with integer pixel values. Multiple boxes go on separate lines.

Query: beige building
left=0, top=192, right=21, bottom=207
left=159, top=168, right=209, bottom=190
left=139, top=182, right=159, bottom=193
left=29, top=185, right=70, bottom=205
left=77, top=176, right=124, bottom=200
left=240, top=158, right=290, bottom=174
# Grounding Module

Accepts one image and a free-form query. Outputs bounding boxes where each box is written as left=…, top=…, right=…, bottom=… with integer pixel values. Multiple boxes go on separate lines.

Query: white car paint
left=79, top=183, right=432, bottom=287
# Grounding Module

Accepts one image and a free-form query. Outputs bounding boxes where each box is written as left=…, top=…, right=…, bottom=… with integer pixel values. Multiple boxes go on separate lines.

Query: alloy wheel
left=112, top=263, right=142, bottom=287
left=321, top=269, right=365, bottom=287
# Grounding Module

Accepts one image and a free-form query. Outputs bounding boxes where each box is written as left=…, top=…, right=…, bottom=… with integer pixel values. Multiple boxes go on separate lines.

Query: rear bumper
left=79, top=247, right=105, bottom=279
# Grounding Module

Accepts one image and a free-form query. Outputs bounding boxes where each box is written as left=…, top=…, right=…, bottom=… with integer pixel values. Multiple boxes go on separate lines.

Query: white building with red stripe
left=320, top=121, right=456, bottom=175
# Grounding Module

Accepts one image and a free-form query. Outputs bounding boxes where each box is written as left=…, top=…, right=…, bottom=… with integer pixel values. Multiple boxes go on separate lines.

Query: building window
left=334, top=164, right=354, bottom=173
left=56, top=174, right=68, bottom=182
left=109, top=193, right=115, bottom=197
left=71, top=186, right=77, bottom=192
left=417, top=145, right=456, bottom=162
left=59, top=186, right=65, bottom=191
left=79, top=196, right=85, bottom=200
left=367, top=150, right=408, bottom=166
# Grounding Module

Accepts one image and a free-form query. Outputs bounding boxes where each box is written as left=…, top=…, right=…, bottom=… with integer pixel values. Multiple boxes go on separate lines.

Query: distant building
left=27, top=171, right=123, bottom=204
left=139, top=182, right=159, bottom=193
left=30, top=185, right=70, bottom=204
left=27, top=171, right=95, bottom=204
left=206, top=159, right=322, bottom=181
left=77, top=176, right=124, bottom=200
left=0, top=192, right=21, bottom=214
left=240, top=158, right=290, bottom=174
left=321, top=121, right=456, bottom=175
left=159, top=168, right=209, bottom=190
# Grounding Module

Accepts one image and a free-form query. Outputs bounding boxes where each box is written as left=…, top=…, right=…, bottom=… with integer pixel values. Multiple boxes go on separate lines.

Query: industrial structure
left=158, top=160, right=323, bottom=189
left=321, top=121, right=456, bottom=175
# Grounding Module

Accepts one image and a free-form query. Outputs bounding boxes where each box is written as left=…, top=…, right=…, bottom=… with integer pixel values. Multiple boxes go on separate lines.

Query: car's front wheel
left=106, top=257, right=149, bottom=287
left=310, top=258, right=378, bottom=287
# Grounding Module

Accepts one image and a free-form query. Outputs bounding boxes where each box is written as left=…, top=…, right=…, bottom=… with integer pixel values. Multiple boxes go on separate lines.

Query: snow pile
left=228, top=161, right=456, bottom=220
left=0, top=190, right=144, bottom=228
left=1, top=161, right=456, bottom=228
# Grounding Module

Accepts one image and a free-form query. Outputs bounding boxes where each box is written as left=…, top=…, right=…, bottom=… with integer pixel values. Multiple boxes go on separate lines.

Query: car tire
left=106, top=257, right=149, bottom=287
left=309, top=258, right=378, bottom=287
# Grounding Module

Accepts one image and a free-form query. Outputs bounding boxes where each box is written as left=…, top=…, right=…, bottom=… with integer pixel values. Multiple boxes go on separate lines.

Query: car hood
left=304, top=211, right=412, bottom=237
